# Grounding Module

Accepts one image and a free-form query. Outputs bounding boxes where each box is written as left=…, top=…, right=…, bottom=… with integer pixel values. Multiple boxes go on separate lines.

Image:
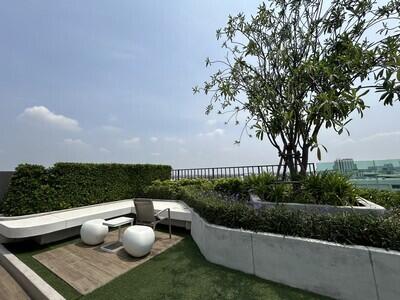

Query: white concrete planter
left=249, top=194, right=386, bottom=215
left=190, top=210, right=400, bottom=300
left=0, top=199, right=191, bottom=244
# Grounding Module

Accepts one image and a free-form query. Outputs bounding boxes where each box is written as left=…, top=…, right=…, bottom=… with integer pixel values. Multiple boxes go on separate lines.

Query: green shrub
left=213, top=178, right=245, bottom=198
left=243, top=173, right=278, bottom=200
left=301, top=172, right=357, bottom=206
left=181, top=186, right=400, bottom=251
left=144, top=172, right=360, bottom=206
left=211, top=173, right=287, bottom=202
left=1, top=163, right=171, bottom=216
left=0, top=164, right=56, bottom=216
left=357, top=188, right=400, bottom=209
left=143, top=178, right=214, bottom=200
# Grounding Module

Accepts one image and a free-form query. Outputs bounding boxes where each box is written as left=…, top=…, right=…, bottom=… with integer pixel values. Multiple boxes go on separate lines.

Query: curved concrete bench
left=0, top=199, right=191, bottom=243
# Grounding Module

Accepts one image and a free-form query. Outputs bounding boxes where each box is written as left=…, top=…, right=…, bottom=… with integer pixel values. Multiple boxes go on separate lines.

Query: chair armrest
left=155, top=208, right=171, bottom=218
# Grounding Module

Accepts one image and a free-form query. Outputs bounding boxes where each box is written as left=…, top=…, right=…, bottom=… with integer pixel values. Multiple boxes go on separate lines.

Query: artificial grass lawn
left=7, top=229, right=329, bottom=300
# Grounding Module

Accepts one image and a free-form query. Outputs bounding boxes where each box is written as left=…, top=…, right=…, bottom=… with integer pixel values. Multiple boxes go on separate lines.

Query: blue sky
left=0, top=0, right=399, bottom=170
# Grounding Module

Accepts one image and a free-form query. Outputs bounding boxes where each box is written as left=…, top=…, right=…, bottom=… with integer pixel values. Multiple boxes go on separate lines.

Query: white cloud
left=360, top=131, right=400, bottom=142
left=198, top=128, right=225, bottom=138
left=164, top=137, right=185, bottom=144
left=107, top=114, right=118, bottom=123
left=19, top=106, right=81, bottom=131
left=123, top=137, right=141, bottom=145
left=99, top=147, right=110, bottom=154
left=179, top=147, right=188, bottom=154
left=150, top=137, right=158, bottom=142
left=63, top=138, right=88, bottom=147
left=207, top=119, right=217, bottom=126
left=101, top=125, right=122, bottom=133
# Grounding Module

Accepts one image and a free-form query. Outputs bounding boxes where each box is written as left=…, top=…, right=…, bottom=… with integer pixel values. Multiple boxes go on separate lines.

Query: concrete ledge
left=190, top=211, right=399, bottom=300
left=0, top=198, right=192, bottom=243
left=249, top=194, right=386, bottom=215
left=0, top=244, right=65, bottom=300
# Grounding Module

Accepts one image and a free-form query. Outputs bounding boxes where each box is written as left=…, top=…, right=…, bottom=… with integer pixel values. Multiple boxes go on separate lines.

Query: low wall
left=249, top=194, right=386, bottom=215
left=0, top=244, right=65, bottom=299
left=190, top=210, right=400, bottom=300
left=0, top=171, right=13, bottom=204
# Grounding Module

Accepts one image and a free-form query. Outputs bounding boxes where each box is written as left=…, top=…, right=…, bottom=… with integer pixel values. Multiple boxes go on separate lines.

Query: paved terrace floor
left=0, top=265, right=28, bottom=300
left=34, top=228, right=183, bottom=295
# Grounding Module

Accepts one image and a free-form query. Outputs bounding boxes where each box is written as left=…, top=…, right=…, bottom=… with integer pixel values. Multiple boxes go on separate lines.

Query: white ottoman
left=80, top=219, right=109, bottom=245
left=123, top=225, right=155, bottom=257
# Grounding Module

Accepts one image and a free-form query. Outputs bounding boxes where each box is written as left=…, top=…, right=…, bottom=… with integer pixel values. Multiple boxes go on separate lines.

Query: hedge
left=357, top=188, right=400, bottom=209
left=144, top=173, right=359, bottom=206
left=1, top=163, right=171, bottom=216
left=144, top=183, right=400, bottom=251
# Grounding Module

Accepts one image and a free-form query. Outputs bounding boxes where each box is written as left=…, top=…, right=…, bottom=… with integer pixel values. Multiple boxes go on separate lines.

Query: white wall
left=190, top=210, right=400, bottom=300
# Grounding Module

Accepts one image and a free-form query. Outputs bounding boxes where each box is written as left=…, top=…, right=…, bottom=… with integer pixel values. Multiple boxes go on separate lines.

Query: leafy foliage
left=144, top=173, right=359, bottom=206
left=1, top=163, right=171, bottom=216
left=357, top=188, right=400, bottom=208
left=181, top=186, right=400, bottom=251
left=195, top=0, right=400, bottom=179
left=302, top=172, right=358, bottom=205
left=213, top=177, right=245, bottom=198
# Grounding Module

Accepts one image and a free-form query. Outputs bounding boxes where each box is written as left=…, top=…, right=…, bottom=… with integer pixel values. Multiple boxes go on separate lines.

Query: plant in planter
left=301, top=172, right=358, bottom=206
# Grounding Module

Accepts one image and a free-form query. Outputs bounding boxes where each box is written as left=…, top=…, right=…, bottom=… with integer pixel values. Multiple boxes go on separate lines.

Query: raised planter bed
left=249, top=194, right=386, bottom=215
left=190, top=210, right=400, bottom=300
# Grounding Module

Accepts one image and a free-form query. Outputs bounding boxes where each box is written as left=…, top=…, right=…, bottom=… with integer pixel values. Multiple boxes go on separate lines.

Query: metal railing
left=171, top=163, right=315, bottom=180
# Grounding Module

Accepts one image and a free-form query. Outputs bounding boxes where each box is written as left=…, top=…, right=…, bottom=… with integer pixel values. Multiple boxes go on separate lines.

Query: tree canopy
left=194, top=0, right=400, bottom=179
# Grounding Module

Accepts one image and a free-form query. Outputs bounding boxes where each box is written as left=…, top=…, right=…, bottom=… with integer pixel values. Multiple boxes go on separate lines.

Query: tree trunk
left=299, top=145, right=309, bottom=177
left=280, top=149, right=298, bottom=181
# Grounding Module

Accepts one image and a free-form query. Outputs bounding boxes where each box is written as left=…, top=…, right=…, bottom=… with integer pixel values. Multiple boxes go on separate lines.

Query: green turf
left=7, top=229, right=329, bottom=300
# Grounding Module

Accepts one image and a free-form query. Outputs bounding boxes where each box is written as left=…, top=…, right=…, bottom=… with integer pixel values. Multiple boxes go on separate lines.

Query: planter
left=249, top=194, right=386, bottom=215
left=190, top=210, right=400, bottom=300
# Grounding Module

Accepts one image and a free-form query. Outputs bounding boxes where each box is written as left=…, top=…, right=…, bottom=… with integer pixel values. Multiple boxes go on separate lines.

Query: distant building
left=317, top=158, right=400, bottom=191
left=333, top=159, right=357, bottom=174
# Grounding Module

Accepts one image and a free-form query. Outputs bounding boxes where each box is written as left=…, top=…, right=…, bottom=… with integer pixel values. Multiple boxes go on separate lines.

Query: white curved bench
left=0, top=199, right=191, bottom=243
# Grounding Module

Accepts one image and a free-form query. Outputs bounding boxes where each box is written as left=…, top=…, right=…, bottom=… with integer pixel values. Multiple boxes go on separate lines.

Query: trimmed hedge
left=144, top=173, right=359, bottom=206
left=1, top=163, right=171, bottom=216
left=357, top=188, right=400, bottom=209
left=143, top=182, right=400, bottom=250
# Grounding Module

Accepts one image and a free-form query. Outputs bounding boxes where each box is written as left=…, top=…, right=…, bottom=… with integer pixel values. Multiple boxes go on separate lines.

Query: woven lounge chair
left=133, top=199, right=171, bottom=238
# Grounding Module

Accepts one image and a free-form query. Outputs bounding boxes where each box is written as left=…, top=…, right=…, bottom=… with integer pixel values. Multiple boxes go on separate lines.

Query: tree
left=194, top=0, right=400, bottom=180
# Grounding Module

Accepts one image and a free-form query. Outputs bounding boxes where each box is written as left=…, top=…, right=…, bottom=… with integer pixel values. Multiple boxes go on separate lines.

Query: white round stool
left=80, top=219, right=108, bottom=245
left=123, top=225, right=155, bottom=257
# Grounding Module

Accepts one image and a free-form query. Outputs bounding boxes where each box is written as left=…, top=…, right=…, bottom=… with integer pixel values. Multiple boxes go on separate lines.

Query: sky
left=0, top=0, right=399, bottom=171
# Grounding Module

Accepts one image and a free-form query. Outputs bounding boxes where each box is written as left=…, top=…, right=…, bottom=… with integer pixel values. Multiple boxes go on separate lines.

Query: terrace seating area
left=34, top=229, right=183, bottom=295
left=0, top=199, right=191, bottom=243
